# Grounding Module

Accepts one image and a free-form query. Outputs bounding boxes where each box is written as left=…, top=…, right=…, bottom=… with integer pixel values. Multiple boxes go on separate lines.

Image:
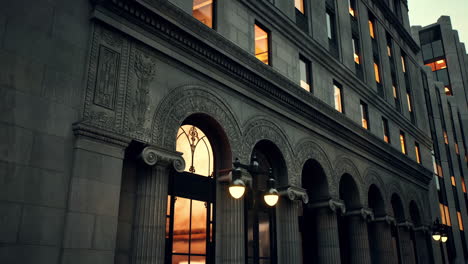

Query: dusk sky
left=409, top=0, right=468, bottom=44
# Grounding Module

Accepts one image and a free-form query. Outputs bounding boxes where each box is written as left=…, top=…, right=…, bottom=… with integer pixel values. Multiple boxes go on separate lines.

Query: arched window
left=166, top=125, right=215, bottom=264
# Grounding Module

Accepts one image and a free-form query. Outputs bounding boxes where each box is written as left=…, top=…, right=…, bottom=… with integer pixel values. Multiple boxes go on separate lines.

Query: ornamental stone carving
left=152, top=85, right=242, bottom=157
left=278, top=185, right=309, bottom=204
left=241, top=117, right=296, bottom=185
left=294, top=139, right=337, bottom=197
left=139, top=145, right=185, bottom=172
left=94, top=45, right=120, bottom=109
left=132, top=50, right=156, bottom=129
left=346, top=208, right=375, bottom=222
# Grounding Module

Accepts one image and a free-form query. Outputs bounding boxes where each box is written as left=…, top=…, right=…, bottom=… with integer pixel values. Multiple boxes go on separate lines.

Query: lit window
left=400, top=131, right=407, bottom=155
left=401, top=55, right=406, bottom=73
left=437, top=163, right=444, bottom=177
left=299, top=56, right=311, bottom=92
left=425, top=59, right=448, bottom=72
left=382, top=118, right=390, bottom=143
left=352, top=38, right=360, bottom=64
left=387, top=45, right=392, bottom=57
left=406, top=93, right=412, bottom=112
left=462, top=177, right=467, bottom=193
left=193, top=0, right=214, bottom=28
left=334, top=83, right=343, bottom=113
left=444, top=131, right=449, bottom=145
left=254, top=24, right=269, bottom=65
left=348, top=0, right=356, bottom=16
left=369, top=20, right=375, bottom=39
left=445, top=86, right=453, bottom=96
left=360, top=101, right=369, bottom=130
left=458, top=212, right=464, bottom=231
left=177, top=125, right=214, bottom=176
left=451, top=176, right=456, bottom=186
left=445, top=205, right=452, bottom=226
left=393, top=86, right=398, bottom=99
left=295, top=0, right=305, bottom=14
left=374, top=62, right=381, bottom=83
left=415, top=143, right=421, bottom=164
left=326, top=12, right=335, bottom=40
left=455, top=143, right=460, bottom=154
left=440, top=204, right=451, bottom=226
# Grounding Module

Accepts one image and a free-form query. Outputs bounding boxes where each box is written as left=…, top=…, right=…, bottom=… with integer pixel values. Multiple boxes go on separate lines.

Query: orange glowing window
left=374, top=62, right=381, bottom=83
left=462, top=177, right=467, bottom=193
left=401, top=55, right=406, bottom=73
left=387, top=45, right=392, bottom=57
left=451, top=176, right=456, bottom=186
left=393, top=86, right=398, bottom=99
left=254, top=24, right=269, bottom=65
left=425, top=59, right=447, bottom=72
left=334, top=84, right=343, bottom=113
left=348, top=0, right=356, bottom=16
left=445, top=205, right=452, bottom=226
left=193, top=0, right=214, bottom=28
left=445, top=86, right=453, bottom=96
left=400, top=132, right=407, bottom=155
left=437, top=163, right=444, bottom=177
left=440, top=204, right=446, bottom=225
left=382, top=118, right=390, bottom=143
left=177, top=125, right=214, bottom=177
left=369, top=20, right=375, bottom=39
left=295, top=0, right=305, bottom=13
left=352, top=38, right=360, bottom=64
left=444, top=131, right=449, bottom=145
left=415, top=143, right=421, bottom=164
left=299, top=57, right=311, bottom=92
left=406, top=93, right=412, bottom=112
left=440, top=204, right=451, bottom=226
left=360, top=101, right=369, bottom=130
left=456, top=143, right=460, bottom=154
left=458, top=212, right=464, bottom=231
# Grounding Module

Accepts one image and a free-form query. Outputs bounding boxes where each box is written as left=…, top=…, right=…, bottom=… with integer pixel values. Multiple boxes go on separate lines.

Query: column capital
left=397, top=220, right=414, bottom=230
left=372, top=215, right=396, bottom=225
left=139, top=145, right=185, bottom=172
left=308, top=198, right=346, bottom=214
left=346, top=207, right=374, bottom=222
left=278, top=185, right=309, bottom=204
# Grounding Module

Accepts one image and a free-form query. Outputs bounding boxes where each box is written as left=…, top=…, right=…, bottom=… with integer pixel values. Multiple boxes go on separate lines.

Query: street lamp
left=228, top=156, right=280, bottom=207
left=432, top=218, right=448, bottom=243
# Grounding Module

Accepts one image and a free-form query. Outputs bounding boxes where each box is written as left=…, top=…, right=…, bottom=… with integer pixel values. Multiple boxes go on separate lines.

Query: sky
left=409, top=0, right=468, bottom=44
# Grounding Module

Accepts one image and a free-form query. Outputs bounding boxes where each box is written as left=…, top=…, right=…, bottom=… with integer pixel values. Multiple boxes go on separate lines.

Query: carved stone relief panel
left=83, top=23, right=129, bottom=132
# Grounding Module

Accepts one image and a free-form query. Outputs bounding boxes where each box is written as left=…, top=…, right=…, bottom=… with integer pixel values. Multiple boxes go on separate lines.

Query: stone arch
left=362, top=168, right=388, bottom=208
left=152, top=85, right=242, bottom=156
left=334, top=155, right=365, bottom=204
left=295, top=139, right=337, bottom=197
left=386, top=181, right=408, bottom=220
left=241, top=117, right=296, bottom=186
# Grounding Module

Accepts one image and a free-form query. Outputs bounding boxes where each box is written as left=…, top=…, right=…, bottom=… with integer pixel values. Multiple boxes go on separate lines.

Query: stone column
left=413, top=226, right=432, bottom=264
left=309, top=199, right=346, bottom=264
left=131, top=146, right=185, bottom=264
left=346, top=208, right=373, bottom=264
left=369, top=216, right=397, bottom=264
left=277, top=186, right=309, bottom=264
left=398, top=222, right=417, bottom=264
left=61, top=124, right=131, bottom=264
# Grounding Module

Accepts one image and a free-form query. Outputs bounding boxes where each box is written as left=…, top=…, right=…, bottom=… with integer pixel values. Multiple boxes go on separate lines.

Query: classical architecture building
left=413, top=16, right=468, bottom=263
left=2, top=0, right=466, bottom=264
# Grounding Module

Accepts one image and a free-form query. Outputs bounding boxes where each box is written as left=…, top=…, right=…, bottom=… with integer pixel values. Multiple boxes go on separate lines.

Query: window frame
left=299, top=55, right=312, bottom=92
left=254, top=22, right=271, bottom=65
left=334, top=82, right=344, bottom=113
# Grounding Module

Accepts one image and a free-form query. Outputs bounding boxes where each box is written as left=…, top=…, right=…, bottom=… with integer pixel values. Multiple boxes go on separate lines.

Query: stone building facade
left=413, top=17, right=468, bottom=264
left=0, top=0, right=449, bottom=263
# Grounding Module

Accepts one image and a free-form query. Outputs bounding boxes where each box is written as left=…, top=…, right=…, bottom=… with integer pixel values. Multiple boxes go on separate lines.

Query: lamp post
left=432, top=218, right=448, bottom=243
left=228, top=156, right=280, bottom=207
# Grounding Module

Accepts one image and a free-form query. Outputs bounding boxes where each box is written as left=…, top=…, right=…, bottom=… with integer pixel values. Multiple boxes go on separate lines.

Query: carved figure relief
left=132, top=50, right=156, bottom=129
left=94, top=45, right=120, bottom=109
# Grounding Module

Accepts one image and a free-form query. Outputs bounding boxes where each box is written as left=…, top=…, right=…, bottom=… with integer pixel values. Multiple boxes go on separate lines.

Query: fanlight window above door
left=176, top=125, right=214, bottom=177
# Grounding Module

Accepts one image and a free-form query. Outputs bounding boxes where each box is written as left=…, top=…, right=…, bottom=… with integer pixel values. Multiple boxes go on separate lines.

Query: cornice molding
left=91, top=0, right=433, bottom=186
left=72, top=122, right=132, bottom=148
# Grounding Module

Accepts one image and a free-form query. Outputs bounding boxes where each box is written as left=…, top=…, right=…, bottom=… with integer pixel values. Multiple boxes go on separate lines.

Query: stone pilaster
left=277, top=186, right=308, bottom=264
left=346, top=208, right=373, bottom=264
left=398, top=221, right=417, bottom=264
left=413, top=226, right=432, bottom=264
left=309, top=199, right=345, bottom=264
left=369, top=216, right=398, bottom=264
left=131, top=146, right=185, bottom=264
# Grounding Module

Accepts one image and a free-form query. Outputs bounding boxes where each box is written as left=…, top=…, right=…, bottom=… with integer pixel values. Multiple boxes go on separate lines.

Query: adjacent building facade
left=413, top=16, right=468, bottom=263
left=2, top=0, right=464, bottom=264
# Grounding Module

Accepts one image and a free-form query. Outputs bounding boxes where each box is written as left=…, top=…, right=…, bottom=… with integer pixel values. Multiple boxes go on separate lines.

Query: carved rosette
left=346, top=208, right=375, bottom=222
left=139, top=146, right=185, bottom=172
left=278, top=186, right=309, bottom=204
left=308, top=198, right=346, bottom=215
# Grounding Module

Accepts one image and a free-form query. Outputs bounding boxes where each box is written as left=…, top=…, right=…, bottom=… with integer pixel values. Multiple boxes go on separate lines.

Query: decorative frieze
left=131, top=50, right=156, bottom=129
